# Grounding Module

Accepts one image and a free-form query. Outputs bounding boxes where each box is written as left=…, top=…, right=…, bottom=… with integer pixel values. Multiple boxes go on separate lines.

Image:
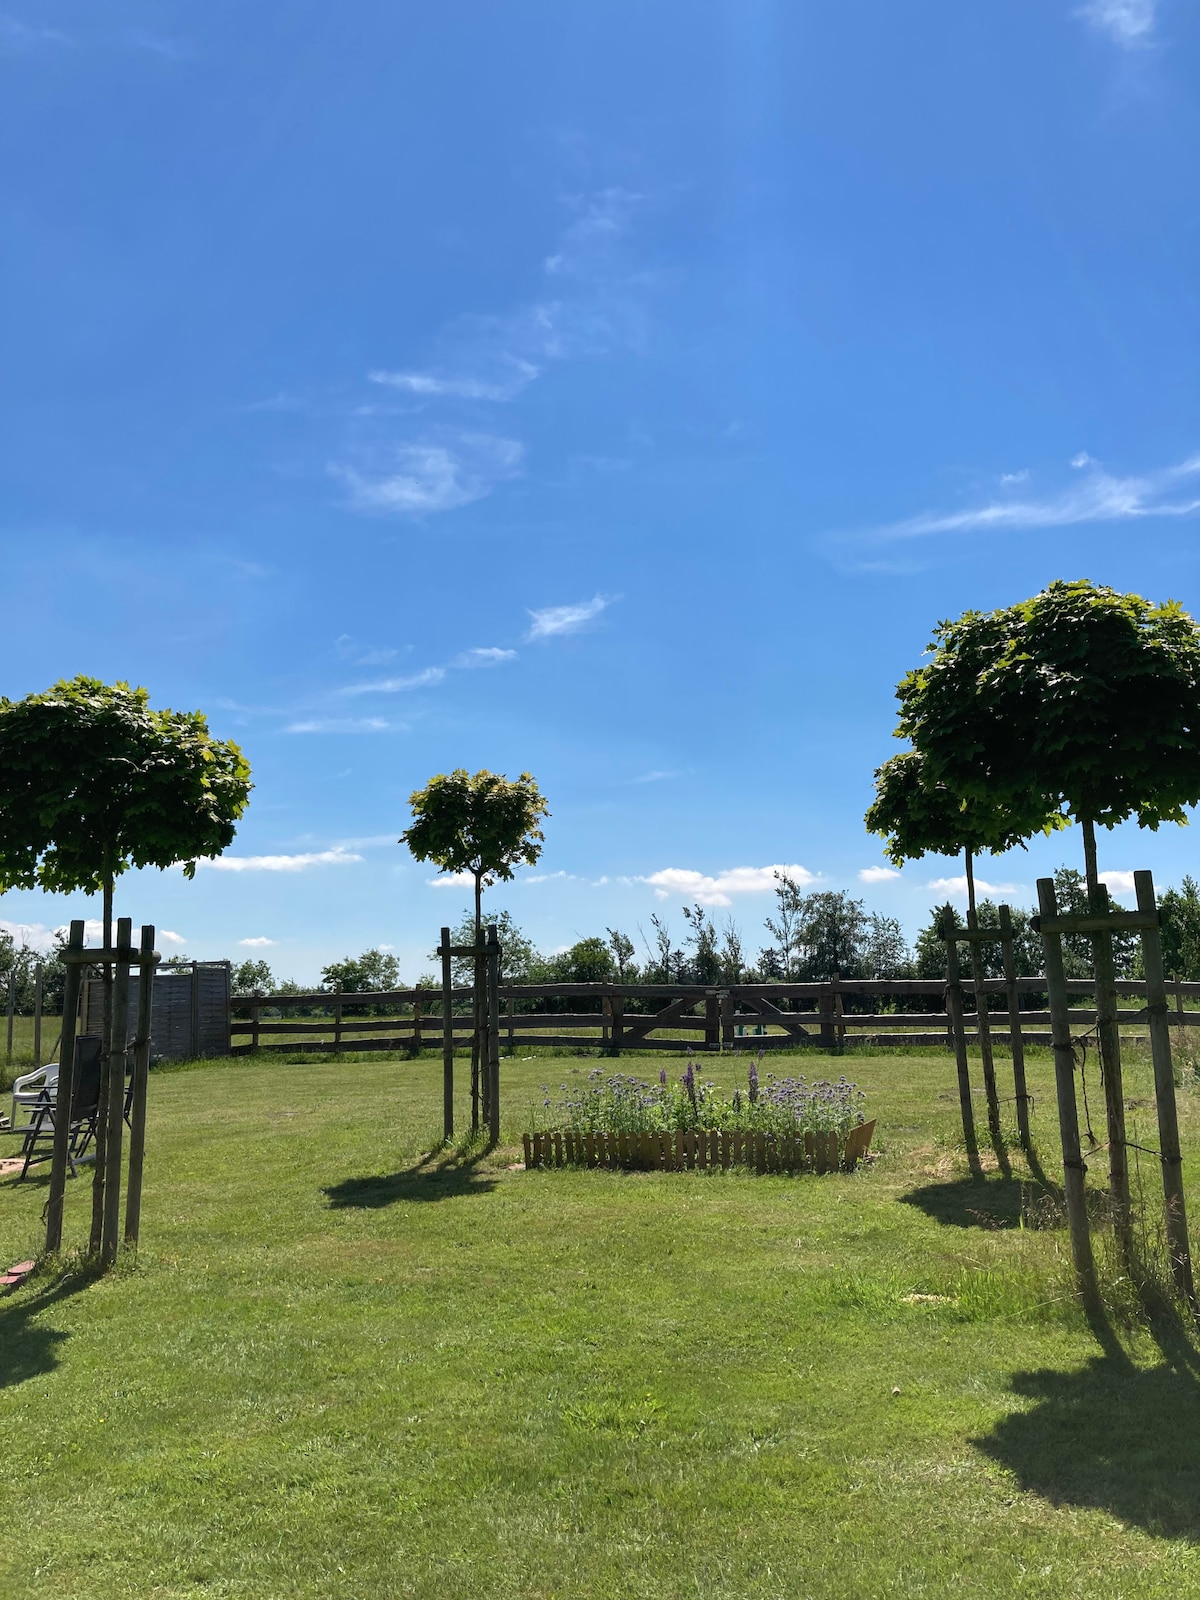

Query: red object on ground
left=10, top=1261, right=35, bottom=1274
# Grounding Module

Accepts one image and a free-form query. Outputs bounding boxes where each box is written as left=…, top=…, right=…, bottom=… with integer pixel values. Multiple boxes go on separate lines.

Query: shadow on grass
left=323, top=1150, right=498, bottom=1209
left=0, top=1265, right=100, bottom=1390
left=976, top=1309, right=1200, bottom=1539
left=899, top=1174, right=1041, bottom=1230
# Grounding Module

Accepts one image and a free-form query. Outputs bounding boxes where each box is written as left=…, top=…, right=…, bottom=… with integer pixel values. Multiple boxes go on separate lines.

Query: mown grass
left=3, top=1045, right=1200, bottom=1598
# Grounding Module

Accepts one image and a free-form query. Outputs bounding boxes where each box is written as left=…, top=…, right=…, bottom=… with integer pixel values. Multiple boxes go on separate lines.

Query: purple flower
left=683, top=1060, right=697, bottom=1111
left=660, top=1067, right=668, bottom=1086
left=748, top=1059, right=759, bottom=1105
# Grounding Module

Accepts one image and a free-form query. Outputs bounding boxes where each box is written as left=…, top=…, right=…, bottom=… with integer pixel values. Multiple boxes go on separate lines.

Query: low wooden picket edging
left=522, top=1120, right=876, bottom=1175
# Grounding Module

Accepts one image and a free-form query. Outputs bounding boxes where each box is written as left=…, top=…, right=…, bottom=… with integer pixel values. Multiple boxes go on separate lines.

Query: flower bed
left=525, top=1055, right=875, bottom=1174
left=523, top=1121, right=876, bottom=1173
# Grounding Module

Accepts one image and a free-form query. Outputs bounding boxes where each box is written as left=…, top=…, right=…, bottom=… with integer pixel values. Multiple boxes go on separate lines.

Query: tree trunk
left=1082, top=816, right=1100, bottom=896
left=964, top=848, right=977, bottom=918
left=471, top=870, right=483, bottom=1135
left=90, top=867, right=114, bottom=1255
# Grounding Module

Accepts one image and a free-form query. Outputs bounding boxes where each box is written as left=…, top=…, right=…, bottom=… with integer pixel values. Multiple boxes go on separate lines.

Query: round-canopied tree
left=401, top=768, right=549, bottom=947
left=865, top=749, right=1062, bottom=915
left=0, top=676, right=253, bottom=935
left=895, top=580, right=1200, bottom=892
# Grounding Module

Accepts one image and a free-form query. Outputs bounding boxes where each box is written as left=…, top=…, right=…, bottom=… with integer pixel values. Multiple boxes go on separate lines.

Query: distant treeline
left=217, top=866, right=1200, bottom=1009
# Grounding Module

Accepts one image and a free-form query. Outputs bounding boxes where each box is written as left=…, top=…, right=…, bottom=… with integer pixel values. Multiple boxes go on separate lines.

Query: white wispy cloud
left=527, top=594, right=615, bottom=640
left=641, top=864, right=818, bottom=909
left=927, top=875, right=1023, bottom=898
left=451, top=647, right=518, bottom=669
left=627, top=769, right=677, bottom=785
left=843, top=451, right=1200, bottom=550
left=0, top=14, right=71, bottom=52
left=859, top=866, right=902, bottom=884
left=1075, top=0, right=1157, bottom=47
left=336, top=189, right=648, bottom=518
left=331, top=434, right=524, bottom=517
left=199, top=848, right=363, bottom=873
left=368, top=361, right=539, bottom=403
left=428, top=871, right=475, bottom=889
left=160, top=931, right=188, bottom=946
left=341, top=667, right=446, bottom=697
left=238, top=936, right=276, bottom=948
left=129, top=30, right=193, bottom=59
left=284, top=717, right=393, bottom=733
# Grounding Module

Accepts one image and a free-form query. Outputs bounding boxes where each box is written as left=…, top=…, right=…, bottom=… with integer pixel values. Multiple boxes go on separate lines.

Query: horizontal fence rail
left=226, top=977, right=1200, bottom=1057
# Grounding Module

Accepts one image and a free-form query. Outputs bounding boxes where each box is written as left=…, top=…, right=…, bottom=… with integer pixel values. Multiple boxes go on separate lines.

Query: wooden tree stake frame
left=45, top=920, right=160, bottom=1260
left=1033, top=872, right=1195, bottom=1308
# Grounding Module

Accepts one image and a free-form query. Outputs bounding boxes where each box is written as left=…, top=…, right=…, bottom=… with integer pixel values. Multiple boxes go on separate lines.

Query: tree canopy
left=865, top=749, right=1059, bottom=868
left=894, top=580, right=1200, bottom=883
left=0, top=676, right=252, bottom=898
left=401, top=768, right=549, bottom=930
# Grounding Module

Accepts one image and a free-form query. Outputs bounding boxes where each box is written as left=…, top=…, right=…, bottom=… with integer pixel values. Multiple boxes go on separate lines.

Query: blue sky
left=2, top=0, right=1198, bottom=981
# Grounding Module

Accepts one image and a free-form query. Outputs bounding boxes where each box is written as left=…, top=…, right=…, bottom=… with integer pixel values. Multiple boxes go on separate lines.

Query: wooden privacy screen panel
left=83, top=961, right=231, bottom=1060
left=522, top=1120, right=876, bottom=1174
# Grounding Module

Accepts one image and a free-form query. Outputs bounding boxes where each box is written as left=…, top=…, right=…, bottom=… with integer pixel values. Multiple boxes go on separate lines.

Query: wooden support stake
left=32, top=962, right=42, bottom=1068
left=440, top=928, right=454, bottom=1142
left=101, top=918, right=133, bottom=1266
left=1089, top=882, right=1132, bottom=1253
left=124, top=925, right=157, bottom=1250
left=941, top=909, right=980, bottom=1174
left=1135, top=871, right=1195, bottom=1303
left=998, top=905, right=1031, bottom=1152
left=5, top=968, right=13, bottom=1064
left=45, top=921, right=85, bottom=1255
left=486, top=926, right=501, bottom=1146
left=1037, top=878, right=1098, bottom=1308
left=966, top=907, right=1002, bottom=1152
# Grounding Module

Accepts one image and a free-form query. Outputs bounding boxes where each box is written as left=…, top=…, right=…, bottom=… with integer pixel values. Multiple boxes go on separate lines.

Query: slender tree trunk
left=90, top=866, right=113, bottom=1254
left=471, top=870, right=483, bottom=1135
left=1082, top=816, right=1100, bottom=897
left=964, top=848, right=977, bottom=918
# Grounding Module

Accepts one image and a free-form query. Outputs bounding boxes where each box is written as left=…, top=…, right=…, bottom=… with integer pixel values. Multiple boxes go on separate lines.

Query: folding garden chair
left=12, top=1035, right=104, bottom=1181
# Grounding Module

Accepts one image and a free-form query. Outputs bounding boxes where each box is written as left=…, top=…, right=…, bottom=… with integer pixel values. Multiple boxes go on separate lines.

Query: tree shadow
left=976, top=1309, right=1200, bottom=1540
left=899, top=1174, right=1043, bottom=1230
left=323, top=1150, right=498, bottom=1209
left=0, top=1266, right=100, bottom=1390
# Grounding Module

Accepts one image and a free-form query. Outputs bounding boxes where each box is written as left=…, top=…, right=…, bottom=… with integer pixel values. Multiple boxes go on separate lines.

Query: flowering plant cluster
left=539, top=1051, right=866, bottom=1139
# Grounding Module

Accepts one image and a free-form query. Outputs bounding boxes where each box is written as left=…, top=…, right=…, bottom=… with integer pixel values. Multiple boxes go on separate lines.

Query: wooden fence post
left=189, top=961, right=200, bottom=1059
left=941, top=909, right=980, bottom=1175
left=45, top=920, right=85, bottom=1254
left=440, top=929, right=454, bottom=1142
left=32, top=962, right=43, bottom=1068
left=818, top=985, right=836, bottom=1049
left=1088, top=881, right=1131, bottom=1256
left=410, top=994, right=422, bottom=1058
left=966, top=908, right=1002, bottom=1151
left=333, top=989, right=343, bottom=1058
left=611, top=995, right=624, bottom=1057
left=720, top=991, right=734, bottom=1051
left=251, top=995, right=261, bottom=1053
left=705, top=995, right=720, bottom=1051
left=124, top=924, right=157, bottom=1250
left=1036, top=877, right=1099, bottom=1308
left=1134, top=870, right=1195, bottom=1303
left=998, top=905, right=1032, bottom=1152
left=5, top=968, right=13, bottom=1064
left=101, top=918, right=133, bottom=1266
left=831, top=973, right=845, bottom=1054
left=486, top=926, right=501, bottom=1146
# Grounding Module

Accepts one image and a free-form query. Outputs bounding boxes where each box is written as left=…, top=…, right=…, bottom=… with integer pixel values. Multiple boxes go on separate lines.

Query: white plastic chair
left=10, top=1062, right=58, bottom=1127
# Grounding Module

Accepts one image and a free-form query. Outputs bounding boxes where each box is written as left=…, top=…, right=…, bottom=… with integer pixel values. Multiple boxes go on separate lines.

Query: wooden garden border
left=522, top=1119, right=876, bottom=1174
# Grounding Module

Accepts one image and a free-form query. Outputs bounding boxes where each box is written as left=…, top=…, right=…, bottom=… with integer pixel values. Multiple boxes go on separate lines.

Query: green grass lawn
left=3, top=1045, right=1200, bottom=1599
